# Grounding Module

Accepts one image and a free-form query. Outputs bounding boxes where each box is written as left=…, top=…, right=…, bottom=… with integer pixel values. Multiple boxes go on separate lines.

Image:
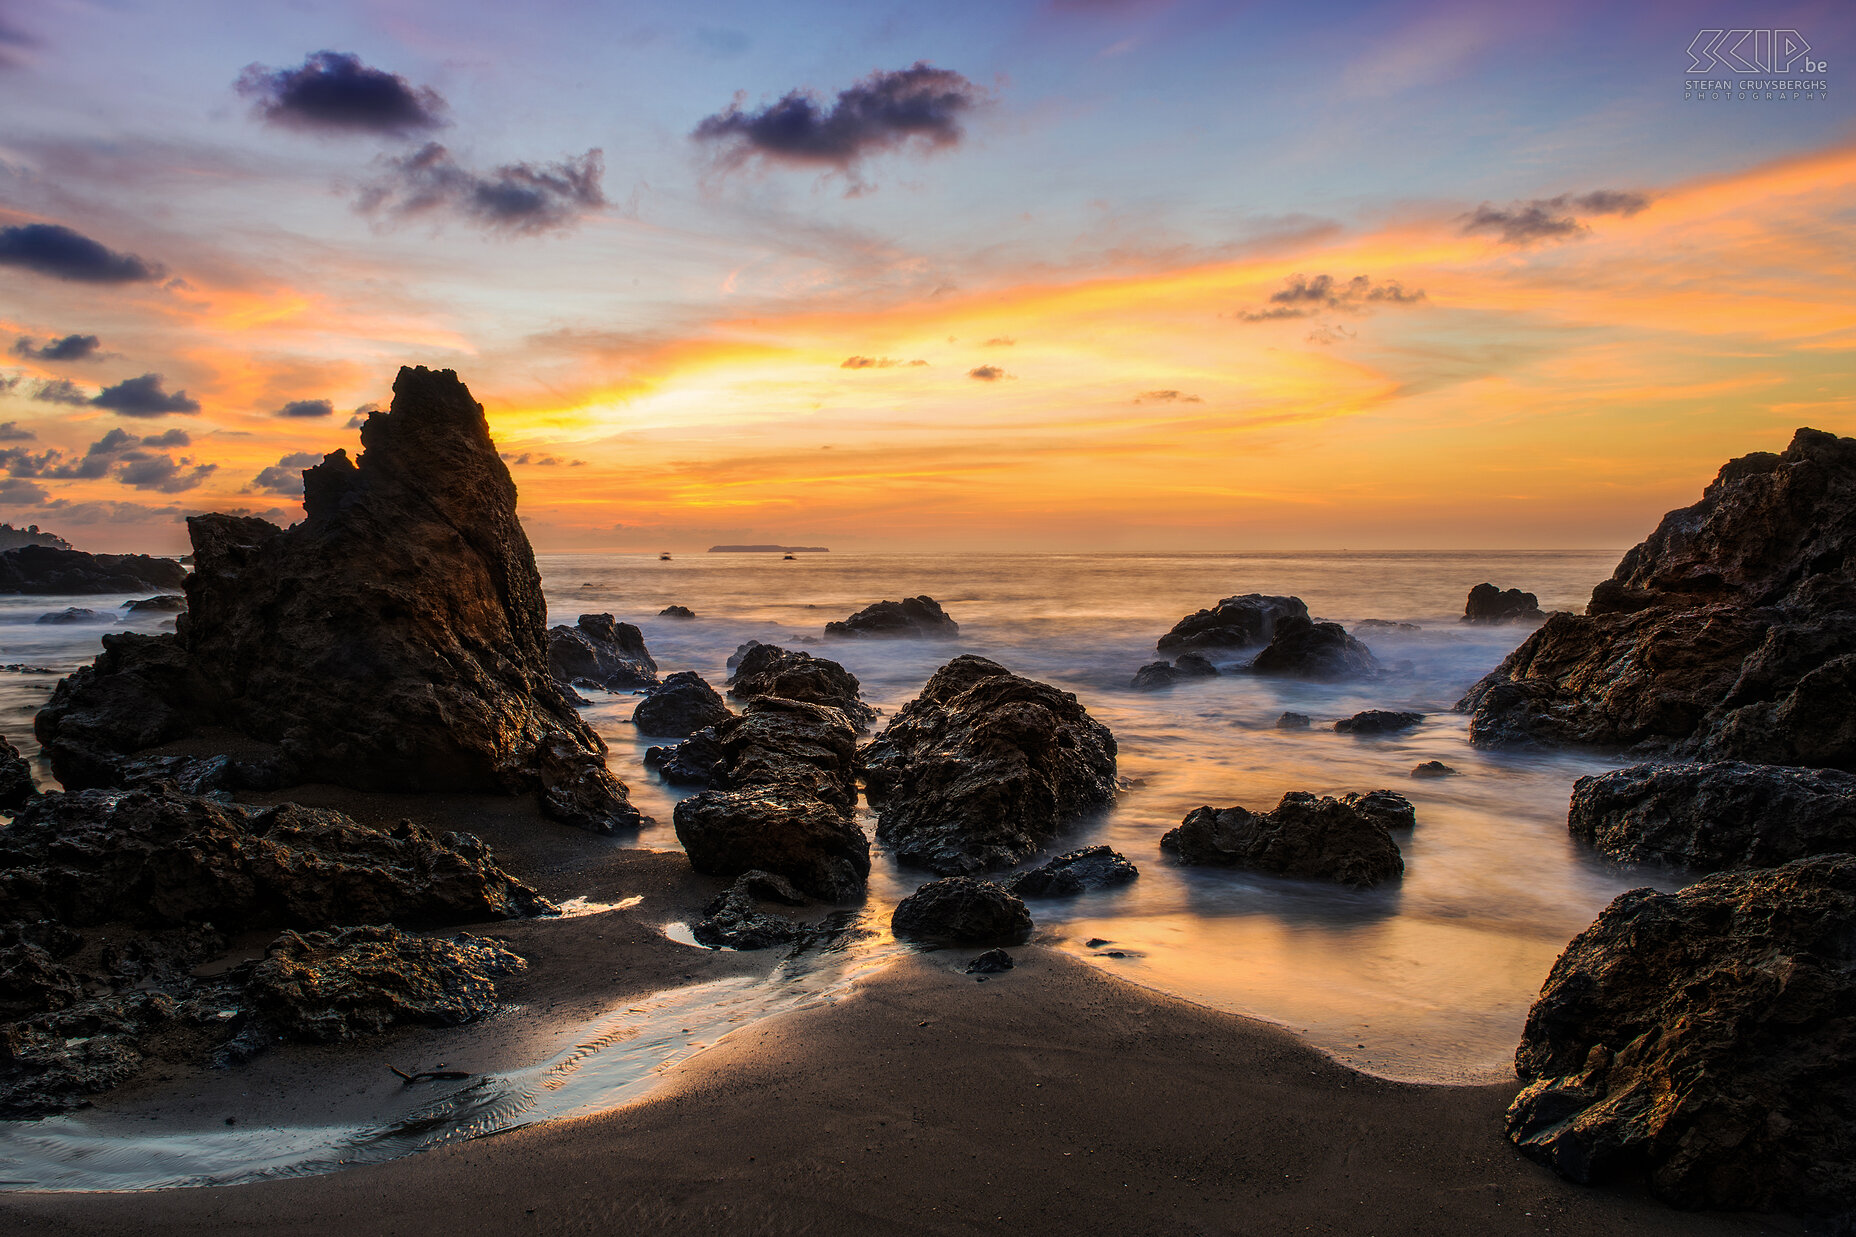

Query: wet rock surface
left=1130, top=661, right=1181, bottom=691
left=1161, top=792, right=1405, bottom=888
left=548, top=613, right=658, bottom=691
left=1463, top=584, right=1546, bottom=624
left=672, top=697, right=869, bottom=900
left=1460, top=428, right=1856, bottom=769
left=965, top=948, right=1014, bottom=973
left=1411, top=760, right=1459, bottom=778
left=1338, top=789, right=1417, bottom=832
left=1568, top=761, right=1856, bottom=872
left=727, top=644, right=876, bottom=731
left=632, top=670, right=731, bottom=738
left=0, top=545, right=186, bottom=596
left=859, top=655, right=1119, bottom=876
left=0, top=735, right=34, bottom=810
left=1506, top=854, right=1856, bottom=1215
left=35, top=607, right=110, bottom=625
left=1157, top=594, right=1307, bottom=654
left=891, top=877, right=1033, bottom=945
left=691, top=871, right=809, bottom=950
left=1248, top=615, right=1380, bottom=681
left=659, top=605, right=695, bottom=619
left=249, top=925, right=525, bottom=1043
left=33, top=367, right=645, bottom=832
left=1334, top=710, right=1423, bottom=734
left=0, top=788, right=554, bottom=930
left=645, top=731, right=728, bottom=788
left=123, top=594, right=186, bottom=613
left=1275, top=712, right=1311, bottom=730
left=824, top=595, right=959, bottom=640
left=1005, top=846, right=1139, bottom=897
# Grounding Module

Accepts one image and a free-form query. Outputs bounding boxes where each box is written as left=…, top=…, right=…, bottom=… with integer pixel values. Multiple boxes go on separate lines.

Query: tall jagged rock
left=1460, top=429, right=1856, bottom=770
left=34, top=366, right=642, bottom=831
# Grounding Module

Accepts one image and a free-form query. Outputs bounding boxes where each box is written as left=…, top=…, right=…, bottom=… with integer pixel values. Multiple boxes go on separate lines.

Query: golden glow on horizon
left=7, top=140, right=1855, bottom=552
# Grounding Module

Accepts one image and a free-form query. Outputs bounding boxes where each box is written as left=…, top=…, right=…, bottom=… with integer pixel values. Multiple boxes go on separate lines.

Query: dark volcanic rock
left=659, top=604, right=695, bottom=619
left=645, top=730, right=728, bottom=788
left=0, top=734, right=34, bottom=810
left=1411, top=760, right=1459, bottom=778
left=33, top=367, right=644, bottom=832
left=824, top=595, right=959, bottom=640
left=1005, top=845, right=1138, bottom=897
left=248, top=925, right=525, bottom=1042
left=547, top=613, right=658, bottom=690
left=1129, top=661, right=1180, bottom=691
left=1506, top=855, right=1856, bottom=1214
left=1160, top=792, right=1405, bottom=887
left=1334, top=710, right=1423, bottom=734
left=1356, top=619, right=1420, bottom=634
left=1173, top=652, right=1218, bottom=677
left=123, top=594, right=186, bottom=613
left=0, top=788, right=553, bottom=930
left=1460, top=429, right=1856, bottom=769
left=35, top=607, right=110, bottom=625
left=726, top=640, right=763, bottom=672
left=1157, top=593, right=1307, bottom=654
left=692, top=871, right=809, bottom=950
left=1569, top=761, right=1856, bottom=872
left=859, top=655, right=1119, bottom=876
left=966, top=948, right=1014, bottom=973
left=672, top=698, right=869, bottom=900
left=1275, top=712, right=1311, bottom=730
left=891, top=877, right=1033, bottom=945
left=1339, top=789, right=1417, bottom=831
left=1463, top=584, right=1546, bottom=624
left=632, top=670, right=731, bottom=738
left=673, top=786, right=869, bottom=902
left=727, top=643, right=876, bottom=731
left=0, top=545, right=186, bottom=596
left=1248, top=615, right=1379, bottom=681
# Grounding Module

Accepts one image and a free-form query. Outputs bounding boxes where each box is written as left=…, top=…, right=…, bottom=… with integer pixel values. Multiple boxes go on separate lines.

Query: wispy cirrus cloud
left=1236, top=274, right=1425, bottom=321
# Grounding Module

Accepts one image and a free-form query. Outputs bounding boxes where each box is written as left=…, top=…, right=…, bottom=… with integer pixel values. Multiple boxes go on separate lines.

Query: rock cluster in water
left=1462, top=584, right=1546, bottom=624
left=1160, top=792, right=1407, bottom=887
left=632, top=670, right=731, bottom=738
left=32, top=367, right=643, bottom=833
left=672, top=697, right=870, bottom=900
left=548, top=613, right=658, bottom=692
left=1249, top=615, right=1379, bottom=680
left=1568, top=761, right=1856, bottom=872
left=824, top=595, right=959, bottom=639
left=0, top=545, right=186, bottom=596
left=1506, top=855, right=1856, bottom=1216
left=1004, top=845, right=1138, bottom=897
left=859, top=655, right=1119, bottom=875
left=1333, top=710, right=1422, bottom=734
left=1129, top=653, right=1218, bottom=690
left=1157, top=594, right=1306, bottom=654
left=1461, top=428, right=1856, bottom=769
left=728, top=643, right=876, bottom=731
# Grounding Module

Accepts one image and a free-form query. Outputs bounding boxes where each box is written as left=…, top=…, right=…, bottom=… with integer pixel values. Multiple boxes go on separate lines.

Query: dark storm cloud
left=0, top=421, right=33, bottom=441
left=91, top=374, right=201, bottom=416
left=1, top=427, right=214, bottom=491
left=968, top=365, right=1008, bottom=381
left=1235, top=274, right=1426, bottom=321
left=274, top=397, right=333, bottom=418
left=0, top=478, right=47, bottom=504
left=840, top=355, right=928, bottom=369
left=31, top=378, right=90, bottom=405
left=236, top=51, right=447, bottom=136
left=141, top=429, right=191, bottom=447
left=1460, top=190, right=1651, bottom=246
left=358, top=144, right=606, bottom=234
left=248, top=451, right=322, bottom=495
left=694, top=62, right=984, bottom=173
left=13, top=334, right=100, bottom=362
left=0, top=224, right=164, bottom=284
left=1134, top=390, right=1202, bottom=403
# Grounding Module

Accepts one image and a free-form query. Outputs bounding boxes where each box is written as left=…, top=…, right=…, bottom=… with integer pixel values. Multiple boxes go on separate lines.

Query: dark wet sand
left=0, top=785, right=1808, bottom=1235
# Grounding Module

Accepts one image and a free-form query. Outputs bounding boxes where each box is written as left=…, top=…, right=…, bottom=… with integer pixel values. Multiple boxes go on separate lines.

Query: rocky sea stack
left=1460, top=428, right=1856, bottom=768
left=34, top=366, right=644, bottom=832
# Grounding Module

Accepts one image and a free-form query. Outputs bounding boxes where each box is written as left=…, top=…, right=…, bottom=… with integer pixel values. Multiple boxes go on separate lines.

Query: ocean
left=0, top=549, right=1662, bottom=1087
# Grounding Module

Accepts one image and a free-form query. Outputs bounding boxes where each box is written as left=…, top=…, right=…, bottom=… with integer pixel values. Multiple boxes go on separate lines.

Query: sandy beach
left=0, top=787, right=1805, bottom=1236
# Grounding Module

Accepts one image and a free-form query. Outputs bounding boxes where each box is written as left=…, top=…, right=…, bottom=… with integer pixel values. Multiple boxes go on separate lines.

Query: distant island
left=0, top=523, right=73, bottom=551
left=707, top=545, right=830, bottom=553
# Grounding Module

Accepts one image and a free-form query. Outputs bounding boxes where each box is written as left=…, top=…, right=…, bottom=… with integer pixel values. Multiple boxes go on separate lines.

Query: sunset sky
left=1, top=0, right=1851, bottom=553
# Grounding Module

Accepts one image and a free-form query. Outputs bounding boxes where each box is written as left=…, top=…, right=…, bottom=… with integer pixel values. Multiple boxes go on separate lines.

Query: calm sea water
left=0, top=550, right=1659, bottom=1086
